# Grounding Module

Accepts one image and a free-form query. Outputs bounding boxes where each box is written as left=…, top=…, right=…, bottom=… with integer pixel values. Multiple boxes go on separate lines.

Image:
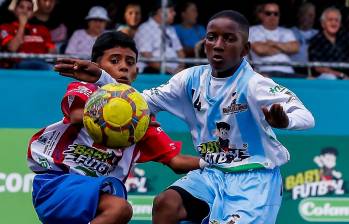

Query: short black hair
left=151, top=0, right=174, bottom=15
left=91, top=31, right=138, bottom=62
left=321, top=147, right=338, bottom=156
left=208, top=10, right=249, bottom=39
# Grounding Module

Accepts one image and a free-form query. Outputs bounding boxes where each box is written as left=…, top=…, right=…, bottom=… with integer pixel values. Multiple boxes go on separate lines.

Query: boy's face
left=205, top=17, right=249, bottom=73
left=98, top=46, right=138, bottom=85
left=15, top=0, right=34, bottom=18
left=124, top=5, right=141, bottom=27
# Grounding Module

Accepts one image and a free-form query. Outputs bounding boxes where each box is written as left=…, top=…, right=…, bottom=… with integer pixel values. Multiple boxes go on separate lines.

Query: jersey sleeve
left=136, top=125, right=181, bottom=164
left=0, top=24, right=14, bottom=47
left=96, top=68, right=191, bottom=120
left=142, top=68, right=190, bottom=119
left=250, top=76, right=315, bottom=130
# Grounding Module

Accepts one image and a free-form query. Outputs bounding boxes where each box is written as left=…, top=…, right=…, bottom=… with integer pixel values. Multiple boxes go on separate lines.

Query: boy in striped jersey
left=29, top=31, right=206, bottom=224
left=55, top=11, right=315, bottom=223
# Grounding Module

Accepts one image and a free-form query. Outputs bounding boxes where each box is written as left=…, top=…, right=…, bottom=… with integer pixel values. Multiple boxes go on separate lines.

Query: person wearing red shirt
left=29, top=31, right=207, bottom=224
left=0, top=0, right=55, bottom=69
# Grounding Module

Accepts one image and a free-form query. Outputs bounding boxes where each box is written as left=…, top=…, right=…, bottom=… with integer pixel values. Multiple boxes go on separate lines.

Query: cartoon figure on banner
left=314, top=147, right=342, bottom=181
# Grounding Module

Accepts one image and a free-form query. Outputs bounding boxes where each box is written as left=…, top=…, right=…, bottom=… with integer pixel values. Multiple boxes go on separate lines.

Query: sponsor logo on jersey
left=269, top=85, right=297, bottom=103
left=222, top=92, right=247, bottom=114
left=63, top=144, right=122, bottom=176
left=198, top=141, right=250, bottom=164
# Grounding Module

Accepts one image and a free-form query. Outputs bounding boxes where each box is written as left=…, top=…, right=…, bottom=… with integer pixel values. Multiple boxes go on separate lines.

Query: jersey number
left=194, top=94, right=202, bottom=111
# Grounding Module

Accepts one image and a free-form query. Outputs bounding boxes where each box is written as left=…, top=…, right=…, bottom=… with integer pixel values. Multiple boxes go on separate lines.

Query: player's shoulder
left=249, top=25, right=263, bottom=33
left=246, top=69, right=276, bottom=90
left=182, top=64, right=210, bottom=78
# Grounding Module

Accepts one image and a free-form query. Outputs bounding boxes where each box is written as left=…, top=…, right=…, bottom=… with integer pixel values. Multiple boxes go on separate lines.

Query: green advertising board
left=1, top=70, right=349, bottom=223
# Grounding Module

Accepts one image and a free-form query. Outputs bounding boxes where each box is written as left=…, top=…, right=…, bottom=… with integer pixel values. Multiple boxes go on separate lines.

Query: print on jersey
left=197, top=122, right=250, bottom=164
left=222, top=92, right=248, bottom=115
left=63, top=144, right=123, bottom=176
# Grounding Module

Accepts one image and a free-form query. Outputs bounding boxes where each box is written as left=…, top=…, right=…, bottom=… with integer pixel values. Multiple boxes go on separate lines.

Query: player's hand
left=262, top=104, right=289, bottom=128
left=18, top=13, right=28, bottom=26
left=54, top=58, right=102, bottom=83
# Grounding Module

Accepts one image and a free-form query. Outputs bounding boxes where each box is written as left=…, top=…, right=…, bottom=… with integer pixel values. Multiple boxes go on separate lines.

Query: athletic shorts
left=171, top=167, right=283, bottom=224
left=32, top=173, right=127, bottom=224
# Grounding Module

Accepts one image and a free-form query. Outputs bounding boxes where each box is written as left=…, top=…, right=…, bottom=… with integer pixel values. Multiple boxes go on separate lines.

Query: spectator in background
left=65, top=6, right=109, bottom=58
left=134, top=0, right=185, bottom=74
left=252, top=2, right=265, bottom=24
left=249, top=2, right=300, bottom=78
left=116, top=2, right=142, bottom=39
left=0, top=0, right=55, bottom=69
left=291, top=3, right=318, bottom=70
left=309, top=7, right=349, bottom=79
left=174, top=1, right=205, bottom=58
left=30, top=0, right=67, bottom=53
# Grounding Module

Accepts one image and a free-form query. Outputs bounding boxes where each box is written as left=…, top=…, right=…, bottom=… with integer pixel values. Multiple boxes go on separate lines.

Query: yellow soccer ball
left=83, top=83, right=150, bottom=148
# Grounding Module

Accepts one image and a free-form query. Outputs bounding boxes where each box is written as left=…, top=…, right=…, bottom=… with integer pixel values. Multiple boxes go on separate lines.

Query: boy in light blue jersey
left=55, top=10, right=315, bottom=224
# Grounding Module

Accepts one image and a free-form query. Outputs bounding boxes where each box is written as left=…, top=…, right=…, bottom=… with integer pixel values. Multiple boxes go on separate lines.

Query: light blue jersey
left=97, top=60, right=315, bottom=223
left=142, top=59, right=314, bottom=172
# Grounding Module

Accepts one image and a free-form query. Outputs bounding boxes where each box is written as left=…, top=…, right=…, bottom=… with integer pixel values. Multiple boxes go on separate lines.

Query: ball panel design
left=83, top=83, right=150, bottom=148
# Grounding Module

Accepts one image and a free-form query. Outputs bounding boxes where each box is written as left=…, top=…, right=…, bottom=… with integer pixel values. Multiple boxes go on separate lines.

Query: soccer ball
left=83, top=83, right=150, bottom=148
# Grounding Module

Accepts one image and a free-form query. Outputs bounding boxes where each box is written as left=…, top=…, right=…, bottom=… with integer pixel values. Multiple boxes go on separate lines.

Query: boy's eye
left=206, top=33, right=216, bottom=42
left=126, top=58, right=135, bottom=66
left=223, top=34, right=237, bottom=43
left=111, top=58, right=119, bottom=64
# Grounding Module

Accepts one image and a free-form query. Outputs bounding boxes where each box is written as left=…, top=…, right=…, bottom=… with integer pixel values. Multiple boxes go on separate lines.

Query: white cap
left=8, top=0, right=38, bottom=12
left=85, top=6, right=110, bottom=21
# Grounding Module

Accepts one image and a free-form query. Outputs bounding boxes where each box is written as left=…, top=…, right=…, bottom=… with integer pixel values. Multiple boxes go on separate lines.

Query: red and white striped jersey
left=27, top=120, right=181, bottom=182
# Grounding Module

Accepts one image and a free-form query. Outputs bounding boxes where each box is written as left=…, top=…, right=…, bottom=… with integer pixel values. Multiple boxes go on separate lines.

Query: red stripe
left=52, top=124, right=82, bottom=164
left=27, top=128, right=46, bottom=160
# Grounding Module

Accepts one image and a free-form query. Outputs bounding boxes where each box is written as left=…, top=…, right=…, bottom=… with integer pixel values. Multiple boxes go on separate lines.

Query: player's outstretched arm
left=262, top=104, right=289, bottom=128
left=167, top=155, right=208, bottom=174
left=54, top=58, right=102, bottom=83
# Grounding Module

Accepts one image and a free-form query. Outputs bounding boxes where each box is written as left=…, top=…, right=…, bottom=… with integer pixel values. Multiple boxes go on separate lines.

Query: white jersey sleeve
left=142, top=69, right=191, bottom=120
left=96, top=70, right=117, bottom=86
left=96, top=68, right=192, bottom=121
left=249, top=76, right=315, bottom=130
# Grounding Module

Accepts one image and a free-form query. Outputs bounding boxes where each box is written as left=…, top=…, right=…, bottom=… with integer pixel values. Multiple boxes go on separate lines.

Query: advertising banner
left=1, top=70, right=348, bottom=223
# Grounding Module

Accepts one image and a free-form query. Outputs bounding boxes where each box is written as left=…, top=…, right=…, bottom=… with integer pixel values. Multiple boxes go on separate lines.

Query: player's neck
left=212, top=60, right=242, bottom=78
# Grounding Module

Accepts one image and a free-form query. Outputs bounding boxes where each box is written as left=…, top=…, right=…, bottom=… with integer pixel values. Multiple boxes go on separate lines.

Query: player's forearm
left=286, top=108, right=315, bottom=130
left=7, top=28, right=24, bottom=52
left=167, top=155, right=201, bottom=174
left=276, top=41, right=299, bottom=54
left=251, top=42, right=280, bottom=56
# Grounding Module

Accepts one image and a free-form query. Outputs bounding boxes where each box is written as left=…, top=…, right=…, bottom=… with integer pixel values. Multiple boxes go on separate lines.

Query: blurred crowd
left=0, top=0, right=349, bottom=79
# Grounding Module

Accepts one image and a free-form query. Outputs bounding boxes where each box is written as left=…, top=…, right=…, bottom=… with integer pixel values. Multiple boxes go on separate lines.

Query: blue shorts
left=172, top=167, right=283, bottom=224
left=32, top=173, right=127, bottom=224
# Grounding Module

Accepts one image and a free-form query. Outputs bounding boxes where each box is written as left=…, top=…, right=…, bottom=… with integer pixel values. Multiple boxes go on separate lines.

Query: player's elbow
left=307, top=112, right=315, bottom=129
left=301, top=110, right=315, bottom=129
left=168, top=162, right=186, bottom=174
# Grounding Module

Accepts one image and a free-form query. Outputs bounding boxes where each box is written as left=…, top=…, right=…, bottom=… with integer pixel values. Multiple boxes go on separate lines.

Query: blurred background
left=1, top=0, right=349, bottom=223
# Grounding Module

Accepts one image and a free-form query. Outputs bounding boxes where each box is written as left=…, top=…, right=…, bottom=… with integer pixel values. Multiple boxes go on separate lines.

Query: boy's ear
left=241, top=41, right=250, bottom=57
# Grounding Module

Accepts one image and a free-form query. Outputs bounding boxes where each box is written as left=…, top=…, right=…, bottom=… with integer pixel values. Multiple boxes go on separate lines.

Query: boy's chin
left=70, top=119, right=84, bottom=125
